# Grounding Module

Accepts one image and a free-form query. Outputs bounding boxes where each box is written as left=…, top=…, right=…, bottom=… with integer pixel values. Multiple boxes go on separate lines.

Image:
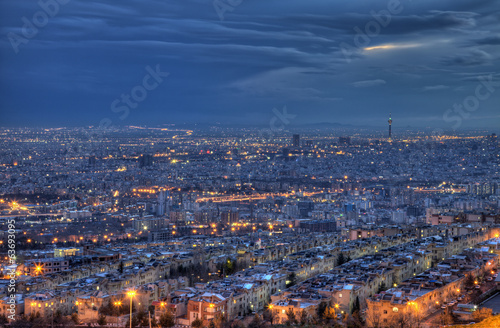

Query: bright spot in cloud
left=364, top=43, right=421, bottom=51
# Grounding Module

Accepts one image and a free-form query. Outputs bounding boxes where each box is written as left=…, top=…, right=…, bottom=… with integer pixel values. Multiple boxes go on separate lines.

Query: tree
left=353, top=297, right=360, bottom=314
left=151, top=315, right=158, bottom=328
left=286, top=307, right=296, bottom=326
left=159, top=311, right=175, bottom=328
left=99, top=302, right=114, bottom=316
left=316, top=301, right=328, bottom=324
left=192, top=318, right=204, bottom=328
left=10, top=316, right=33, bottom=328
left=213, top=314, right=227, bottom=328
left=439, top=311, right=454, bottom=326
left=219, top=258, right=236, bottom=276
left=263, top=306, right=276, bottom=325
left=137, top=311, right=149, bottom=327
left=230, top=320, right=245, bottom=328
left=465, top=273, right=475, bottom=289
left=287, top=272, right=297, bottom=288
left=365, top=304, right=381, bottom=328
left=388, top=312, right=413, bottom=328
left=0, top=315, right=8, bottom=325
left=323, top=306, right=337, bottom=323
left=97, top=313, right=107, bottom=327
left=131, top=313, right=141, bottom=328
left=248, top=313, right=264, bottom=328
left=346, top=311, right=364, bottom=328
left=377, top=282, right=387, bottom=293
left=337, top=253, right=346, bottom=266
left=473, top=307, right=493, bottom=322
left=54, top=310, right=62, bottom=322
left=299, top=309, right=308, bottom=325
left=71, top=312, right=79, bottom=325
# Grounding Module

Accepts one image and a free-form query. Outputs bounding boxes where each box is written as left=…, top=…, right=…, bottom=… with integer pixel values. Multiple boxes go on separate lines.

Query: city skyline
left=1, top=1, right=500, bottom=328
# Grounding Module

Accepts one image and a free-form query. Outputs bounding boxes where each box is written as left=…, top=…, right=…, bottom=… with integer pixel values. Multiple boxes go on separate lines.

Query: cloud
left=229, top=67, right=342, bottom=101
left=474, top=35, right=500, bottom=45
left=0, top=0, right=500, bottom=128
left=364, top=43, right=422, bottom=51
left=441, top=49, right=492, bottom=66
left=422, top=85, right=449, bottom=91
left=351, top=79, right=386, bottom=87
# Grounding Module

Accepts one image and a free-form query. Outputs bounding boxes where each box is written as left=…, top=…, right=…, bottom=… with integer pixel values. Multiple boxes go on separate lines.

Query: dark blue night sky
left=1, top=0, right=499, bottom=129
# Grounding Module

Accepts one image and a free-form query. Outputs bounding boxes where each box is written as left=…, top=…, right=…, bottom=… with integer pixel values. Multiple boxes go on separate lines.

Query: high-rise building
left=339, top=136, right=351, bottom=144
left=292, top=134, right=300, bottom=147
left=220, top=210, right=238, bottom=226
left=88, top=155, right=97, bottom=166
left=138, top=154, right=154, bottom=168
left=157, top=190, right=167, bottom=216
left=388, top=113, right=392, bottom=139
left=133, top=217, right=167, bottom=231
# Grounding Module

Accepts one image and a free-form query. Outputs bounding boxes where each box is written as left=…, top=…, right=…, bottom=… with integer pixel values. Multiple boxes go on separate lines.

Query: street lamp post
left=334, top=303, right=339, bottom=322
left=127, top=291, right=136, bottom=328
left=114, top=301, right=122, bottom=326
left=408, top=301, right=420, bottom=328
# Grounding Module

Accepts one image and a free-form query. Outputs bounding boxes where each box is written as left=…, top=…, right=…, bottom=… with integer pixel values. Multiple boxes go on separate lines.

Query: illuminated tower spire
left=388, top=112, right=392, bottom=139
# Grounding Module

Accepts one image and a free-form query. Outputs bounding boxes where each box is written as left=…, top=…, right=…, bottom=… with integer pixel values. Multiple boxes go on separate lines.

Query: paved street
left=481, top=292, right=500, bottom=314
left=420, top=278, right=498, bottom=327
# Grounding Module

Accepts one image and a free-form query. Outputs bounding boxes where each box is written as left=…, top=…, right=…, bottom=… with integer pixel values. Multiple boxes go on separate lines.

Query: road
left=421, top=278, right=498, bottom=327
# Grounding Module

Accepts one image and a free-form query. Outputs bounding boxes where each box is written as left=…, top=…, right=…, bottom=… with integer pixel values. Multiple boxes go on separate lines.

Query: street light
left=127, top=291, right=136, bottom=328
left=408, top=302, right=420, bottom=328
left=113, top=301, right=122, bottom=325
left=331, top=303, right=339, bottom=321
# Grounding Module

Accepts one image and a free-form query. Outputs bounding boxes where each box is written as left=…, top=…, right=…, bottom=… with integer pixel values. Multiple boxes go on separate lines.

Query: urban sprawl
left=0, top=126, right=499, bottom=328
